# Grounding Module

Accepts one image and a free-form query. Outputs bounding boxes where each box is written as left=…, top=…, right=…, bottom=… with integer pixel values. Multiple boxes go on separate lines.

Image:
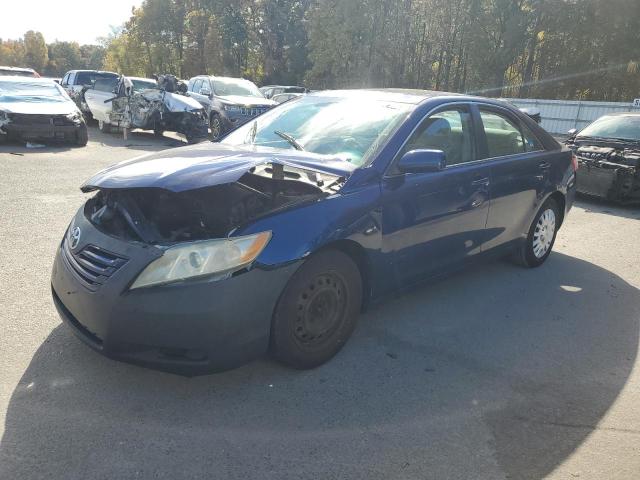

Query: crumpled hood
left=218, top=95, right=276, bottom=107
left=0, top=98, right=78, bottom=115
left=81, top=143, right=357, bottom=193
left=139, top=89, right=204, bottom=112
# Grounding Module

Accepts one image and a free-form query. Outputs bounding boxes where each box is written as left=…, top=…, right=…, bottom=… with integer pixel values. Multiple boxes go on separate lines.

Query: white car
left=85, top=75, right=208, bottom=142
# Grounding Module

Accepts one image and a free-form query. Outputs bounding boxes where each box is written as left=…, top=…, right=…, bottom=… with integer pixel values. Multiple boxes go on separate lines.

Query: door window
left=192, top=78, right=202, bottom=93
left=401, top=108, right=474, bottom=166
left=479, top=110, right=526, bottom=157
left=522, top=124, right=544, bottom=152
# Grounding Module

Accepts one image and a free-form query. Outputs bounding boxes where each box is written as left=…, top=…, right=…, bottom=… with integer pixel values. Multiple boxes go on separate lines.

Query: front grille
left=61, top=239, right=128, bottom=291
left=10, top=114, right=75, bottom=126
left=240, top=106, right=269, bottom=117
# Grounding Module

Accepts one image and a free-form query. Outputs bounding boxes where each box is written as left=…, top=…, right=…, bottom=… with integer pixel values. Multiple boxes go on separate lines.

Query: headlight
left=66, top=111, right=83, bottom=123
left=0, top=110, right=9, bottom=121
left=223, top=104, right=241, bottom=113
left=130, top=231, right=271, bottom=289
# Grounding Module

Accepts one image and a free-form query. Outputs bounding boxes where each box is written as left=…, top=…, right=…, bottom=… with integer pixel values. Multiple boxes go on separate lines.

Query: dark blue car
left=51, top=89, right=577, bottom=375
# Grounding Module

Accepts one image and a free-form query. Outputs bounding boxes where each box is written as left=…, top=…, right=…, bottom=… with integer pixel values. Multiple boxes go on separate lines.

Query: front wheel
left=270, top=249, right=362, bottom=369
left=516, top=198, right=560, bottom=268
left=75, top=123, right=89, bottom=146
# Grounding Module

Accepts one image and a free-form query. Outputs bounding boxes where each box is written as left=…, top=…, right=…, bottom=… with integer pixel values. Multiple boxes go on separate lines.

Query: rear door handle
left=539, top=161, right=551, bottom=170
left=471, top=177, right=490, bottom=187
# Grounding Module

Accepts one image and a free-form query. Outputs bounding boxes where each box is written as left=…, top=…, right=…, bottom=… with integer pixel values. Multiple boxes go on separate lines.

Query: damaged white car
left=85, top=75, right=209, bottom=143
left=0, top=76, right=88, bottom=146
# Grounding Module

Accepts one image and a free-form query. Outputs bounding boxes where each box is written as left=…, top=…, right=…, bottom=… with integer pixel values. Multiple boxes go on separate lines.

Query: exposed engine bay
left=571, top=144, right=640, bottom=203
left=84, top=163, right=344, bottom=244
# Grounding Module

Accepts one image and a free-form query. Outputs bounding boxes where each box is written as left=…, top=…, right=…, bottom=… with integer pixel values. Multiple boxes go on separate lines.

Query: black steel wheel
left=270, top=249, right=362, bottom=369
left=75, top=123, right=89, bottom=147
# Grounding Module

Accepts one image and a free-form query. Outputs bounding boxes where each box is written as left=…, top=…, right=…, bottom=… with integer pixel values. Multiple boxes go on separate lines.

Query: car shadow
left=575, top=195, right=640, bottom=220
left=1, top=253, right=638, bottom=479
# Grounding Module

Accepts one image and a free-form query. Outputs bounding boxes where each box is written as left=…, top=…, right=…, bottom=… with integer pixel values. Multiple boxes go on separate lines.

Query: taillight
left=571, top=153, right=578, bottom=172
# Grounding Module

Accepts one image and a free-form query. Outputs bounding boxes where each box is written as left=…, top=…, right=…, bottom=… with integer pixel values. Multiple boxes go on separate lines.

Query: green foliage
left=1, top=1, right=639, bottom=100
left=23, top=31, right=48, bottom=73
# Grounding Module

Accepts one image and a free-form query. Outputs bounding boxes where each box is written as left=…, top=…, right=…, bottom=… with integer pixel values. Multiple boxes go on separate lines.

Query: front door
left=381, top=104, right=491, bottom=287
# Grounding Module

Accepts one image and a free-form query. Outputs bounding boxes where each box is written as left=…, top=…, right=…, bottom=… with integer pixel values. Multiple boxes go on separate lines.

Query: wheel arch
left=547, top=191, right=566, bottom=227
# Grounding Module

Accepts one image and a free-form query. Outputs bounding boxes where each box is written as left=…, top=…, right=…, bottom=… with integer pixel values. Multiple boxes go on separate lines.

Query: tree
left=23, top=31, right=48, bottom=73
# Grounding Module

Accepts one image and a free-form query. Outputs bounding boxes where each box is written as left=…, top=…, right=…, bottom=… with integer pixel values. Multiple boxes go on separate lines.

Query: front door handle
left=471, top=177, right=490, bottom=187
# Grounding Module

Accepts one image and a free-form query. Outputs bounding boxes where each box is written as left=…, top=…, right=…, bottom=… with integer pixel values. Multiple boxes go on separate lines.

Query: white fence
left=502, top=97, right=640, bottom=135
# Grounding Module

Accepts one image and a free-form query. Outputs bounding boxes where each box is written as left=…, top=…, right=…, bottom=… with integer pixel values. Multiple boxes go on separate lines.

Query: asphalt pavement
left=1, top=127, right=639, bottom=479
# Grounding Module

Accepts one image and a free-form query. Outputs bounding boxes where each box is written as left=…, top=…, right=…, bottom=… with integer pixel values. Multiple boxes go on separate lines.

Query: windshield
left=0, top=80, right=67, bottom=103
left=578, top=115, right=640, bottom=142
left=222, top=95, right=412, bottom=166
left=213, top=79, right=263, bottom=98
left=131, top=79, right=158, bottom=92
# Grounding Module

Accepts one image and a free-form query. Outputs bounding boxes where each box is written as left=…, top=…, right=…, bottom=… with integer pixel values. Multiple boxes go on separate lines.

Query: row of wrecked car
left=0, top=66, right=307, bottom=146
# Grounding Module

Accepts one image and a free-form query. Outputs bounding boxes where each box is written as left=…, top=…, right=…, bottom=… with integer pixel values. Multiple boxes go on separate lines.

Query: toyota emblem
left=69, top=226, right=81, bottom=250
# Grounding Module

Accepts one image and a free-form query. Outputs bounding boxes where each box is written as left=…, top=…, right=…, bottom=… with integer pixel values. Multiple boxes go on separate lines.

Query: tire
left=515, top=198, right=560, bottom=268
left=270, top=249, right=363, bottom=369
left=75, top=123, right=89, bottom=147
left=209, top=113, right=223, bottom=141
left=98, top=120, right=111, bottom=134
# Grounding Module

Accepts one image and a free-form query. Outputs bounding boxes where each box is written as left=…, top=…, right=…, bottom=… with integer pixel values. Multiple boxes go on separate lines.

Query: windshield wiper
left=274, top=130, right=304, bottom=151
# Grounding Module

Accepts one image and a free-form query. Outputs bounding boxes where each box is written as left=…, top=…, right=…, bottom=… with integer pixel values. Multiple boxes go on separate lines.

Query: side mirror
left=397, top=149, right=446, bottom=173
left=200, top=87, right=212, bottom=97
left=568, top=128, right=578, bottom=136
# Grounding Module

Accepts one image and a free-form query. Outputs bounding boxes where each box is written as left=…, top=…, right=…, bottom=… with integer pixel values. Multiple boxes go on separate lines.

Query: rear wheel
left=516, top=198, right=560, bottom=268
left=270, top=250, right=362, bottom=369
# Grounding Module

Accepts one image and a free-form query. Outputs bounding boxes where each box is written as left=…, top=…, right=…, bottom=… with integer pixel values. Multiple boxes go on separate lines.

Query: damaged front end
left=571, top=144, right=640, bottom=203
left=109, top=75, right=208, bottom=143
left=83, top=162, right=345, bottom=245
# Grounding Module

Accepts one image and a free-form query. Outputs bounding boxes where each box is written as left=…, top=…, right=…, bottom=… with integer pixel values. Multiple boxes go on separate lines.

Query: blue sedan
left=51, top=89, right=577, bottom=375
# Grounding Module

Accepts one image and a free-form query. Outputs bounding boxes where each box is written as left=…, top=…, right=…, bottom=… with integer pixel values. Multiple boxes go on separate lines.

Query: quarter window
left=480, top=110, right=526, bottom=157
left=401, top=108, right=474, bottom=166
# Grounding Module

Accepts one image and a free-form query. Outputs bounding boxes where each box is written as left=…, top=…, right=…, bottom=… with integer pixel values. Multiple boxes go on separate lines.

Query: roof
left=66, top=70, right=118, bottom=75
left=0, top=76, right=57, bottom=84
left=0, top=66, right=36, bottom=73
left=307, top=88, right=463, bottom=105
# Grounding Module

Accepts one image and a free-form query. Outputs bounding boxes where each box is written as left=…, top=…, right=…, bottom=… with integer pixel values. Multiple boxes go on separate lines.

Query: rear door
left=475, top=104, right=551, bottom=251
left=381, top=103, right=491, bottom=286
left=85, top=78, right=118, bottom=122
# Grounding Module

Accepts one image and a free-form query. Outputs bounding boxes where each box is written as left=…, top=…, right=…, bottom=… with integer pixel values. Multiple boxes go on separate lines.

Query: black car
left=565, top=113, right=640, bottom=203
left=51, top=89, right=576, bottom=375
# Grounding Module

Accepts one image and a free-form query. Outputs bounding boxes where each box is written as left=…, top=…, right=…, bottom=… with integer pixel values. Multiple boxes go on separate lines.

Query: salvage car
left=51, top=89, right=576, bottom=375
left=188, top=75, right=276, bottom=140
left=60, top=70, right=119, bottom=117
left=0, top=66, right=39, bottom=77
left=260, top=85, right=307, bottom=99
left=0, top=76, right=88, bottom=146
left=565, top=113, right=640, bottom=203
left=85, top=74, right=208, bottom=143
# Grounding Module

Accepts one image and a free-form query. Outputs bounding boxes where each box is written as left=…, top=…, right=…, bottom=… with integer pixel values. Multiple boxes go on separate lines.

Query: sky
left=0, top=0, right=143, bottom=45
